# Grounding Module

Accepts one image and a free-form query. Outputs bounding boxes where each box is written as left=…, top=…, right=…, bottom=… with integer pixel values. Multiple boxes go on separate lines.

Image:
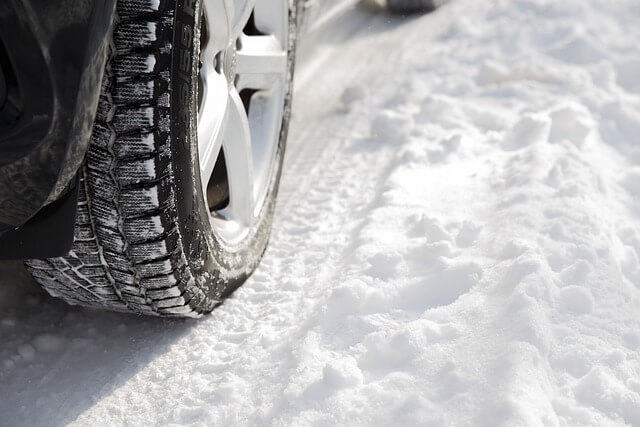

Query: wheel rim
left=197, top=0, right=289, bottom=246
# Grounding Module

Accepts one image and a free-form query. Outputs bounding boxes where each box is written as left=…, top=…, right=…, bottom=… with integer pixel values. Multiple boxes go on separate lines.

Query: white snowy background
left=2, top=0, right=640, bottom=425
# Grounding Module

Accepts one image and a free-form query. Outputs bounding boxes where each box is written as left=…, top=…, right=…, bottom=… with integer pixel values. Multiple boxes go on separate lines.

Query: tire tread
left=25, top=0, right=207, bottom=317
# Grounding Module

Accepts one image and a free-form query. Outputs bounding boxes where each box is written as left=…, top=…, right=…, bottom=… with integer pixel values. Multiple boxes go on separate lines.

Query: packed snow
left=2, top=0, right=640, bottom=425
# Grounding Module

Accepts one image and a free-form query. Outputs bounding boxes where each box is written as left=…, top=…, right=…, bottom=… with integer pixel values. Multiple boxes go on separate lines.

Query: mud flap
left=0, top=178, right=78, bottom=260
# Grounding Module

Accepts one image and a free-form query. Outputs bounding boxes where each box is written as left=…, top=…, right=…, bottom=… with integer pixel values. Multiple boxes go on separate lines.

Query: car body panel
left=0, top=0, right=116, bottom=231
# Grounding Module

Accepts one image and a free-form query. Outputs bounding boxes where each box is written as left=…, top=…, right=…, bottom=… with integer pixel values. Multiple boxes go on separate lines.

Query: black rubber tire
left=25, top=0, right=297, bottom=317
left=387, top=0, right=444, bottom=14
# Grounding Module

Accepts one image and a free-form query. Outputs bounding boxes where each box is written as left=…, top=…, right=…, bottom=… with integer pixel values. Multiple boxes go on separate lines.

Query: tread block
left=113, top=79, right=155, bottom=104
left=146, top=285, right=184, bottom=299
left=116, top=158, right=170, bottom=187
left=86, top=152, right=117, bottom=185
left=118, top=0, right=176, bottom=17
left=94, top=78, right=114, bottom=121
left=72, top=239, right=104, bottom=254
left=76, top=266, right=112, bottom=281
left=120, top=186, right=162, bottom=211
left=185, top=286, right=209, bottom=311
left=91, top=123, right=116, bottom=150
left=60, top=252, right=88, bottom=269
left=115, top=21, right=160, bottom=52
left=103, top=250, right=136, bottom=275
left=136, top=254, right=180, bottom=277
left=124, top=214, right=172, bottom=242
left=120, top=293, right=149, bottom=305
left=68, top=250, right=102, bottom=267
left=113, top=105, right=156, bottom=133
left=113, top=53, right=170, bottom=78
left=95, top=97, right=115, bottom=123
left=73, top=224, right=98, bottom=242
left=158, top=304, right=199, bottom=317
left=113, top=132, right=159, bottom=158
left=75, top=202, right=92, bottom=226
left=110, top=268, right=136, bottom=286
left=128, top=229, right=179, bottom=263
left=47, top=273, right=104, bottom=301
left=95, top=226, right=127, bottom=253
left=140, top=270, right=181, bottom=288
left=90, top=197, right=121, bottom=227
left=118, top=284, right=143, bottom=295
left=153, top=295, right=187, bottom=309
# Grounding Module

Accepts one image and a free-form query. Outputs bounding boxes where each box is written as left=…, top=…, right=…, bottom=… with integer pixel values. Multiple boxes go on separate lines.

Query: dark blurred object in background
left=387, top=0, right=448, bottom=14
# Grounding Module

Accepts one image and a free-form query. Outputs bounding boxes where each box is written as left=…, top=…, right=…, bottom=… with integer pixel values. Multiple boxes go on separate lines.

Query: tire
left=387, top=0, right=444, bottom=14
left=25, top=0, right=297, bottom=317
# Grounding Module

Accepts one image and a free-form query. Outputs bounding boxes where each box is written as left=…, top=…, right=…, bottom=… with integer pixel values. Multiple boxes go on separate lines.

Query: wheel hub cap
left=222, top=43, right=237, bottom=85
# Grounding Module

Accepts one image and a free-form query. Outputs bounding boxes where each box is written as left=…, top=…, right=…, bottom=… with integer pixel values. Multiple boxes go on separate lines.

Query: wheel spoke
left=226, top=0, right=256, bottom=38
left=235, top=35, right=287, bottom=91
left=222, top=89, right=254, bottom=224
left=202, top=0, right=230, bottom=54
left=198, top=72, right=229, bottom=191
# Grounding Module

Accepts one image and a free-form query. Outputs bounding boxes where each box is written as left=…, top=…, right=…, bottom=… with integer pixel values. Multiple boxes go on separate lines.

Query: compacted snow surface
left=2, top=0, right=640, bottom=425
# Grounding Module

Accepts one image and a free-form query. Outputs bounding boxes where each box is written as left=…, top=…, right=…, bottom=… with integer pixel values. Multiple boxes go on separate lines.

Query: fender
left=0, top=0, right=117, bottom=258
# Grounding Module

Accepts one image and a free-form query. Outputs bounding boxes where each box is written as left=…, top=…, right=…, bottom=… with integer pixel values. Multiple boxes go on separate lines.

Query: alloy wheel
left=197, top=0, right=289, bottom=246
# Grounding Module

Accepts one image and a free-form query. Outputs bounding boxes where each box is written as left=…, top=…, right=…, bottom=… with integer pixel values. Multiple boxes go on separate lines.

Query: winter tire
left=25, top=0, right=297, bottom=317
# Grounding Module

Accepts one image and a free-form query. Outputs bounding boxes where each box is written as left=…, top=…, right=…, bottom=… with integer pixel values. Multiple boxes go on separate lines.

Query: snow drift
left=2, top=0, right=640, bottom=425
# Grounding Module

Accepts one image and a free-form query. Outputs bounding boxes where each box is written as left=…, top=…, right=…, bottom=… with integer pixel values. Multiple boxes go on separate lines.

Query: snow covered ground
left=2, top=0, right=640, bottom=424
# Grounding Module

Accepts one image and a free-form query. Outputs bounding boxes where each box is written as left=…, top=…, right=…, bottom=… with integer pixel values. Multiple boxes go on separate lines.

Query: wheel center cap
left=223, top=42, right=237, bottom=85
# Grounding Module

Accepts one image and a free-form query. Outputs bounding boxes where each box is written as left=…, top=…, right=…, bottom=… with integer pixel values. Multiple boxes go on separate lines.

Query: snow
left=145, top=54, right=156, bottom=72
left=2, top=0, right=640, bottom=425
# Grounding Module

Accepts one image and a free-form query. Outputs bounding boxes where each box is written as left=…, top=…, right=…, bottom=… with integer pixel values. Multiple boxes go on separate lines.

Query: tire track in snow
left=71, top=7, right=446, bottom=425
